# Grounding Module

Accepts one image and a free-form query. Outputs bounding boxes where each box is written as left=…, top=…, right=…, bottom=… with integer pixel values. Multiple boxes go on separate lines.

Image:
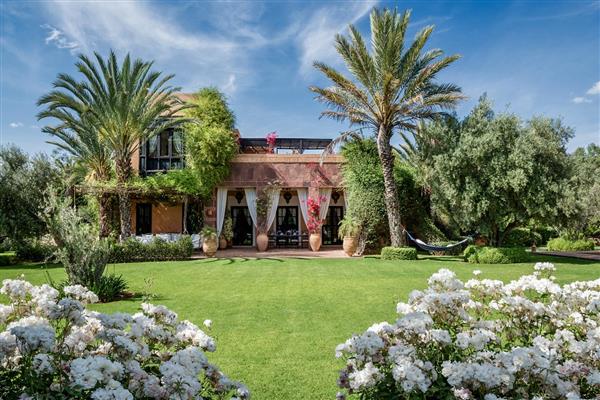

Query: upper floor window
left=139, top=129, right=184, bottom=174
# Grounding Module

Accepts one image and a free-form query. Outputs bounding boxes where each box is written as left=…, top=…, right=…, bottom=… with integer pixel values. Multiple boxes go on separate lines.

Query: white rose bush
left=335, top=263, right=600, bottom=399
left=0, top=278, right=249, bottom=399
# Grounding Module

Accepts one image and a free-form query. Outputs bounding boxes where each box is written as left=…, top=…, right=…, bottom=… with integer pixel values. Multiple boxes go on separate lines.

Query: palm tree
left=38, top=83, right=114, bottom=237
left=310, top=8, right=464, bottom=246
left=51, top=51, right=186, bottom=239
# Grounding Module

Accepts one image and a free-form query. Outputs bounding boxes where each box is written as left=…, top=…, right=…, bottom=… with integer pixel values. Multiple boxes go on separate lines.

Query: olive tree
left=428, top=97, right=573, bottom=246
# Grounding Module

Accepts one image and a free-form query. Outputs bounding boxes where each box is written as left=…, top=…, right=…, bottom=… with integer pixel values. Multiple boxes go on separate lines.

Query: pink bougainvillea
left=266, top=131, right=277, bottom=153
left=306, top=195, right=326, bottom=234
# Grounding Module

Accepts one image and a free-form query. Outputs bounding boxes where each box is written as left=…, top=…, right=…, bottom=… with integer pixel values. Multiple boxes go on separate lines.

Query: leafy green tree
left=37, top=88, right=114, bottom=237
left=0, top=146, right=61, bottom=242
left=342, top=138, right=444, bottom=254
left=560, top=143, right=600, bottom=237
left=310, top=8, right=463, bottom=246
left=42, top=51, right=187, bottom=239
left=428, top=97, right=573, bottom=246
left=182, top=87, right=238, bottom=198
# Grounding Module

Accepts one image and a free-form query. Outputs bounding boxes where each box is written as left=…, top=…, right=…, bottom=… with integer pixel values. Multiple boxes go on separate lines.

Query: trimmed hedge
left=504, top=228, right=542, bottom=247
left=0, top=253, right=15, bottom=266
left=547, top=237, right=595, bottom=252
left=464, top=246, right=529, bottom=264
left=109, top=236, right=193, bottom=263
left=15, top=240, right=56, bottom=262
left=381, top=246, right=418, bottom=260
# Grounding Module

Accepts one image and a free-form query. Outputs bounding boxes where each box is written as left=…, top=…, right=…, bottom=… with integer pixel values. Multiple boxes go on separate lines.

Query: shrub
left=463, top=244, right=480, bottom=261
left=381, top=246, right=417, bottom=260
left=503, top=228, right=542, bottom=247
left=335, top=263, right=600, bottom=399
left=533, top=226, right=558, bottom=245
left=0, top=253, right=14, bottom=266
left=109, top=236, right=193, bottom=263
left=0, top=278, right=249, bottom=399
left=547, top=237, right=595, bottom=251
left=14, top=239, right=56, bottom=262
left=466, top=246, right=529, bottom=264
left=90, top=274, right=129, bottom=303
left=42, top=192, right=110, bottom=288
left=338, top=217, right=360, bottom=239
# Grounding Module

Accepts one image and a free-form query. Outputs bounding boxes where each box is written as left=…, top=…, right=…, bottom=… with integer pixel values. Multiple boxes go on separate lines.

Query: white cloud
left=41, top=24, right=79, bottom=53
left=9, top=122, right=23, bottom=128
left=222, top=74, right=237, bottom=95
left=572, top=96, right=592, bottom=104
left=296, top=1, right=377, bottom=77
left=586, top=81, right=600, bottom=95
left=39, top=1, right=274, bottom=95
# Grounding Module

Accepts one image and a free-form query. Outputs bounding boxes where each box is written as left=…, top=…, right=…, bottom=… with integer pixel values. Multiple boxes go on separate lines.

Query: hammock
left=404, top=230, right=473, bottom=253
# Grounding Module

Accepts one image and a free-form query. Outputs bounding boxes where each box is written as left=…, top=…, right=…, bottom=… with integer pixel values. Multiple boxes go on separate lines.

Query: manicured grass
left=1, top=255, right=599, bottom=399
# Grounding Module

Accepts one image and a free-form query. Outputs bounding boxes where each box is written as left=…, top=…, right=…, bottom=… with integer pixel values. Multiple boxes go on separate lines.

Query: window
left=139, top=129, right=184, bottom=174
left=136, top=204, right=152, bottom=235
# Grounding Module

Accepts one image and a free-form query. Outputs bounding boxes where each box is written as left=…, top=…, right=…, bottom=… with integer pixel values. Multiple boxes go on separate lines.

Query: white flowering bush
left=335, top=263, right=600, bottom=400
left=0, top=278, right=249, bottom=400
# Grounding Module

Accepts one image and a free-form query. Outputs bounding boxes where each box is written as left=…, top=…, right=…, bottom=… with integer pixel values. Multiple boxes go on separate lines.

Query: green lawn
left=1, top=255, right=599, bottom=399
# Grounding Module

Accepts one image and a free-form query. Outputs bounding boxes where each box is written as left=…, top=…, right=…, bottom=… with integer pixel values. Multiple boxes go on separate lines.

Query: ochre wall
left=131, top=202, right=183, bottom=234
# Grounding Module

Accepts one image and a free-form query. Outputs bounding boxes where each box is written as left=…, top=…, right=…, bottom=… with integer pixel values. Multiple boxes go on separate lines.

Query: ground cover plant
left=335, top=262, right=599, bottom=399
left=0, top=279, right=248, bottom=399
left=1, top=256, right=598, bottom=399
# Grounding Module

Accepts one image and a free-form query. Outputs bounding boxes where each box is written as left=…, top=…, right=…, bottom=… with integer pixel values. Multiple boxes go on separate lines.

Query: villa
left=129, top=121, right=346, bottom=248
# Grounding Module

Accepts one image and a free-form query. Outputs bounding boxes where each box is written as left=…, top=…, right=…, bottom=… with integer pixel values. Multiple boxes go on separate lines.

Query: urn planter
left=342, top=236, right=358, bottom=257
left=219, top=237, right=228, bottom=249
left=202, top=237, right=218, bottom=257
left=309, top=233, right=322, bottom=252
left=256, top=233, right=269, bottom=252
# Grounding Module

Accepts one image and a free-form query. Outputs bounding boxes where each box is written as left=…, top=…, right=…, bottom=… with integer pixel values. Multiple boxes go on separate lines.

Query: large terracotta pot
left=202, top=237, right=217, bottom=257
left=256, top=233, right=269, bottom=252
left=342, top=236, right=358, bottom=257
left=219, top=237, right=228, bottom=249
left=309, top=233, right=322, bottom=252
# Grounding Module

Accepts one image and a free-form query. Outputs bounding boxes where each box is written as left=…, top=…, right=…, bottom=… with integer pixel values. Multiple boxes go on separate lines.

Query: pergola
left=239, top=138, right=332, bottom=154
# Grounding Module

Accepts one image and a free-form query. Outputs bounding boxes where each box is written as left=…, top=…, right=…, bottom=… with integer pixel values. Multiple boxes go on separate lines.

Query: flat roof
left=239, top=137, right=332, bottom=153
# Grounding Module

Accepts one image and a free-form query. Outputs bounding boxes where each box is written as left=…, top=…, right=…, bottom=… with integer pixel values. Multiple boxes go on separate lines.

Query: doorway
left=322, top=206, right=344, bottom=245
left=231, top=206, right=253, bottom=246
left=136, top=203, right=152, bottom=235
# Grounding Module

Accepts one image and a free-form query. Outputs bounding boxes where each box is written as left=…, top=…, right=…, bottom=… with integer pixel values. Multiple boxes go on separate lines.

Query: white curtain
left=265, top=188, right=281, bottom=233
left=244, top=188, right=258, bottom=228
left=344, top=190, right=349, bottom=210
left=297, top=188, right=309, bottom=226
left=319, top=188, right=332, bottom=221
left=216, top=188, right=228, bottom=237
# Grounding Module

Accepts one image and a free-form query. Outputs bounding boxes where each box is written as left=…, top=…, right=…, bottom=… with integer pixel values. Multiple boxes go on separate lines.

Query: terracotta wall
left=131, top=201, right=183, bottom=234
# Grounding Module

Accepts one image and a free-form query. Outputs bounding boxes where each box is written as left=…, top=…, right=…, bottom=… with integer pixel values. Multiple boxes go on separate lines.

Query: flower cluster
left=265, top=131, right=277, bottom=152
left=335, top=263, right=600, bottom=400
left=306, top=195, right=326, bottom=234
left=0, top=278, right=249, bottom=400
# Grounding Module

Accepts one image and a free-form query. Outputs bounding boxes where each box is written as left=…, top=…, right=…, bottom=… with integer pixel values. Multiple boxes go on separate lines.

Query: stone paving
left=536, top=250, right=600, bottom=261
left=192, top=246, right=349, bottom=259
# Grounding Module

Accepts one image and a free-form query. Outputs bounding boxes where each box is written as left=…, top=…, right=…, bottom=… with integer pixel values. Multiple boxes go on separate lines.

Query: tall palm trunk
left=116, top=158, right=132, bottom=240
left=98, top=192, right=112, bottom=238
left=377, top=126, right=405, bottom=247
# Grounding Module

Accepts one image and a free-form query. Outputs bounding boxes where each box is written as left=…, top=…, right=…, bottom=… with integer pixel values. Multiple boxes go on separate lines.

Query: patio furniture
left=269, top=232, right=309, bottom=248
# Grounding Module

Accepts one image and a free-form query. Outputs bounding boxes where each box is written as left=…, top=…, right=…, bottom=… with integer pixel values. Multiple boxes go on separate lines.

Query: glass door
left=231, top=207, right=253, bottom=246
left=322, top=206, right=344, bottom=245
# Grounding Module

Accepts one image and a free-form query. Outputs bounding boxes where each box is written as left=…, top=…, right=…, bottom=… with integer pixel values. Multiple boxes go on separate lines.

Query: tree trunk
left=116, top=159, right=133, bottom=240
left=377, top=126, right=405, bottom=247
left=98, top=193, right=112, bottom=238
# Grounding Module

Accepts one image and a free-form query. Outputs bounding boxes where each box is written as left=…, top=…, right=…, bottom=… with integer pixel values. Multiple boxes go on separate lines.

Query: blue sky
left=1, top=0, right=599, bottom=154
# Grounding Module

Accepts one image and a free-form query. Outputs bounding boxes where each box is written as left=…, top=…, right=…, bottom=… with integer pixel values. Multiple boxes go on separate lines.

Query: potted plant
left=222, top=214, right=233, bottom=248
left=306, top=195, right=325, bottom=252
left=338, top=217, right=359, bottom=256
left=255, top=185, right=276, bottom=252
left=201, top=226, right=218, bottom=257
left=266, top=131, right=277, bottom=154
